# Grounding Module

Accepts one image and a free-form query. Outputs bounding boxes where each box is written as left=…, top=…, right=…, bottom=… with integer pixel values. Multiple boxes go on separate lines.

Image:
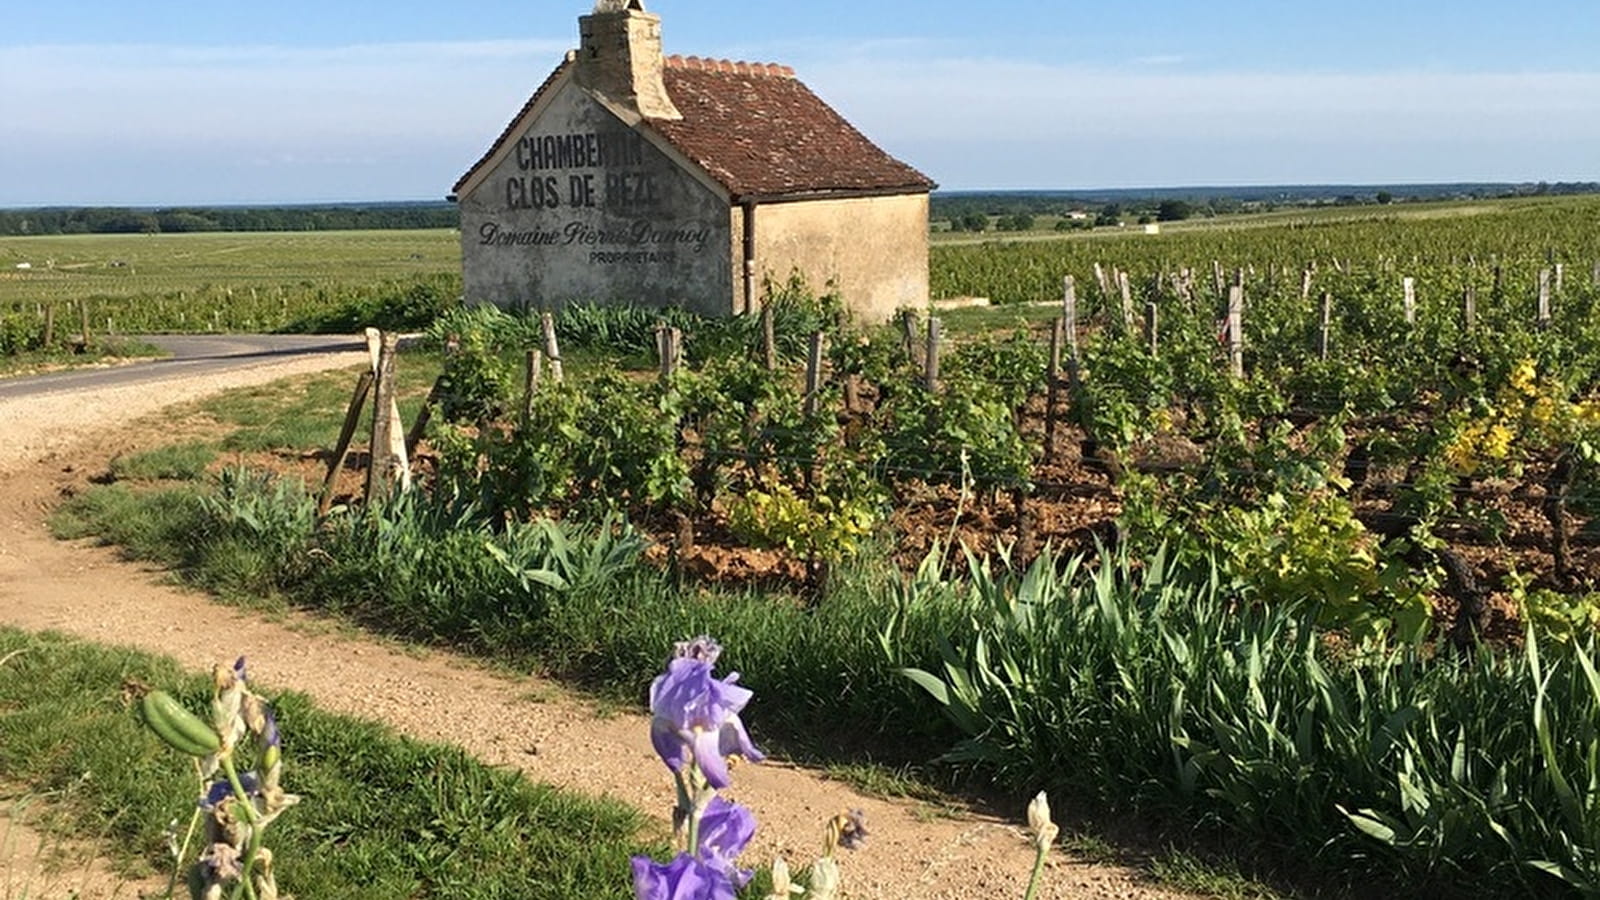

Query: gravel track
left=0, top=348, right=1195, bottom=899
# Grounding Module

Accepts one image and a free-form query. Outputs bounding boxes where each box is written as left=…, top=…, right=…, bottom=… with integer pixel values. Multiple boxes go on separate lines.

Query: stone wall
left=739, top=193, right=929, bottom=323
left=457, top=80, right=732, bottom=315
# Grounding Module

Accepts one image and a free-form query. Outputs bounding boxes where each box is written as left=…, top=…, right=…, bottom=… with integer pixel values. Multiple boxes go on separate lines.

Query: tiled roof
left=652, top=55, right=935, bottom=199
left=452, top=54, right=935, bottom=200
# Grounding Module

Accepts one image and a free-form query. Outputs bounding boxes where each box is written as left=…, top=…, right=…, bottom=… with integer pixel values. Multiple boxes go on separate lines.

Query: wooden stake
left=365, top=333, right=402, bottom=504
left=1045, top=318, right=1064, bottom=457
left=1301, top=268, right=1314, bottom=301
left=924, top=317, right=942, bottom=392
left=761, top=304, right=776, bottom=370
left=1118, top=270, right=1135, bottom=330
left=318, top=371, right=374, bottom=517
left=1144, top=301, right=1159, bottom=356
left=1463, top=285, right=1477, bottom=333
left=1554, top=262, right=1564, bottom=295
left=1211, top=260, right=1224, bottom=296
left=803, top=331, right=826, bottom=416
left=1227, top=285, right=1244, bottom=378
left=1319, top=292, right=1332, bottom=361
left=899, top=309, right=921, bottom=369
left=79, top=302, right=90, bottom=348
left=1402, top=276, right=1416, bottom=325
left=522, top=349, right=543, bottom=426
left=404, top=374, right=447, bottom=458
left=42, top=305, right=54, bottom=348
left=1062, top=275, right=1079, bottom=361
left=541, top=312, right=564, bottom=383
left=1538, top=269, right=1552, bottom=327
left=656, top=323, right=682, bottom=380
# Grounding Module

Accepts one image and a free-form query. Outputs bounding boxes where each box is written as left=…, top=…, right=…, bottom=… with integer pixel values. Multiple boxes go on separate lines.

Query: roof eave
left=734, top=183, right=938, bottom=205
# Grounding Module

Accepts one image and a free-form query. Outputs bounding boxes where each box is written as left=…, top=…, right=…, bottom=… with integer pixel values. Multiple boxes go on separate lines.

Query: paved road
left=0, top=334, right=369, bottom=400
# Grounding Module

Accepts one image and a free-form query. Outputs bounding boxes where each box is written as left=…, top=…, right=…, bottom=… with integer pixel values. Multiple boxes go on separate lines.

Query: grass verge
left=0, top=628, right=661, bottom=899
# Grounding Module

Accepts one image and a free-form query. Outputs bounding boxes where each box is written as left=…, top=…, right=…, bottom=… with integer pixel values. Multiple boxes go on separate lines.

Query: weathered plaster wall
left=458, top=81, right=733, bottom=315
left=741, top=193, right=929, bottom=323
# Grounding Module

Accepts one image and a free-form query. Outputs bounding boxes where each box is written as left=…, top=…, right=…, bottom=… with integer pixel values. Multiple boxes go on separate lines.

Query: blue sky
left=2, top=0, right=1596, bottom=206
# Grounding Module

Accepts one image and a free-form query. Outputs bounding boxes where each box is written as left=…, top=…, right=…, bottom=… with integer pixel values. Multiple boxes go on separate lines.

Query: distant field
left=1, top=197, right=1596, bottom=324
left=0, top=229, right=461, bottom=309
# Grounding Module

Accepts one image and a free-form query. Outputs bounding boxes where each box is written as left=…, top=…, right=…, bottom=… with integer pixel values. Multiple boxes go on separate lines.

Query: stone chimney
left=575, top=0, right=683, bottom=121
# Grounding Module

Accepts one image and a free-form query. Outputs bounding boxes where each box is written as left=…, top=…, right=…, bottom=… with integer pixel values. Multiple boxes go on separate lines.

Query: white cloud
left=1, top=39, right=572, bottom=143
left=1, top=37, right=1596, bottom=202
left=798, top=54, right=1600, bottom=185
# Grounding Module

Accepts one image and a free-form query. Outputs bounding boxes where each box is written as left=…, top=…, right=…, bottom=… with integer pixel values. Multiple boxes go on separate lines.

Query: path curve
left=0, top=335, right=371, bottom=476
left=0, top=361, right=1194, bottom=900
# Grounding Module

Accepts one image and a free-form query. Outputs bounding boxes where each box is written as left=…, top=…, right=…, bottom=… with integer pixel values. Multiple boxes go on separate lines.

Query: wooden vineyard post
left=1062, top=275, right=1081, bottom=393
left=899, top=309, right=922, bottom=370
left=365, top=332, right=403, bottom=505
left=1118, top=270, right=1135, bottom=331
left=541, top=312, right=564, bottom=383
left=318, top=370, right=374, bottom=517
left=1554, top=262, right=1565, bottom=295
left=1045, top=317, right=1064, bottom=457
left=522, top=349, right=544, bottom=426
left=1227, top=285, right=1244, bottom=378
left=42, top=304, right=54, bottom=349
left=924, top=317, right=942, bottom=392
left=1463, top=286, right=1477, bottom=333
left=1144, top=302, right=1159, bottom=356
left=1319, top=292, right=1333, bottom=361
left=1211, top=260, right=1225, bottom=296
left=656, top=324, right=682, bottom=380
left=761, top=304, right=777, bottom=371
left=79, top=301, right=91, bottom=349
left=1538, top=269, right=1552, bottom=328
left=1402, top=277, right=1416, bottom=326
left=803, top=331, right=826, bottom=417
left=1301, top=267, right=1314, bottom=301
left=1592, top=260, right=1600, bottom=289
left=1093, top=262, right=1110, bottom=298
left=403, top=374, right=448, bottom=459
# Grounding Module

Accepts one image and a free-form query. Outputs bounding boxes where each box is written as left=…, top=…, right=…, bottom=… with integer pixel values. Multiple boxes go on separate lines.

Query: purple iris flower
left=630, top=853, right=737, bottom=900
left=200, top=771, right=261, bottom=810
left=261, top=706, right=280, bottom=748
left=232, top=657, right=248, bottom=683
left=695, top=797, right=756, bottom=886
left=649, top=658, right=764, bottom=789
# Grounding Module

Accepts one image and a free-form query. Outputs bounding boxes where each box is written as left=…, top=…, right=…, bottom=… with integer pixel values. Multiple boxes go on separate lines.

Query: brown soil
left=0, top=801, right=165, bottom=899
left=0, top=366, right=1195, bottom=899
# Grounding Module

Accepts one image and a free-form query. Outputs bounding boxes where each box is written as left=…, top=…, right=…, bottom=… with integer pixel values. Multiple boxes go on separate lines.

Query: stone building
left=450, top=0, right=935, bottom=322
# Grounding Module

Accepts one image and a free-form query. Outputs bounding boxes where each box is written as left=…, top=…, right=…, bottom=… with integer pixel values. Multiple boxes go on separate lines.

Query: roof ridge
left=664, top=54, right=795, bottom=79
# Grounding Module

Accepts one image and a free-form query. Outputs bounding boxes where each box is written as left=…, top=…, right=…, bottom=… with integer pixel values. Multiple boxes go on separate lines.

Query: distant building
left=451, top=0, right=936, bottom=321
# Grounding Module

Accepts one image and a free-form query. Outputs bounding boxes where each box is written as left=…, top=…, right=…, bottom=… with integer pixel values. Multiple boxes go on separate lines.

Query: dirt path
left=0, top=369, right=1195, bottom=899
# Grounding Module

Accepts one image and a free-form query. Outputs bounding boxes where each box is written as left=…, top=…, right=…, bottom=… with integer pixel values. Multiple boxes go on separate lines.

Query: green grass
left=0, top=230, right=460, bottom=310
left=0, top=337, right=167, bottom=376
left=108, top=442, right=219, bottom=482
left=184, top=352, right=438, bottom=455
left=0, top=628, right=661, bottom=899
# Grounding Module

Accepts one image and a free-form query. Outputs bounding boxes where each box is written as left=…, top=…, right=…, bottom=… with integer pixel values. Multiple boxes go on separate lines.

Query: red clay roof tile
left=653, top=55, right=933, bottom=199
left=452, top=54, right=935, bottom=200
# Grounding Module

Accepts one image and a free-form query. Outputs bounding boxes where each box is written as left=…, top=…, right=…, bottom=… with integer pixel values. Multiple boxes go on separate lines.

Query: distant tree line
left=0, top=204, right=458, bottom=236
left=932, top=182, right=1600, bottom=232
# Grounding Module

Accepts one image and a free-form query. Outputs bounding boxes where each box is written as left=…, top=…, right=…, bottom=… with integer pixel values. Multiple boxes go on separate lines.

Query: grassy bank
left=0, top=628, right=660, bottom=898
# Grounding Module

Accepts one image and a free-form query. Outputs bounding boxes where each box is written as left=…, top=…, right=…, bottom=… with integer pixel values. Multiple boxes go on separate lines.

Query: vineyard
left=19, top=194, right=1600, bottom=894
left=0, top=230, right=461, bottom=354
left=410, top=200, right=1600, bottom=643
